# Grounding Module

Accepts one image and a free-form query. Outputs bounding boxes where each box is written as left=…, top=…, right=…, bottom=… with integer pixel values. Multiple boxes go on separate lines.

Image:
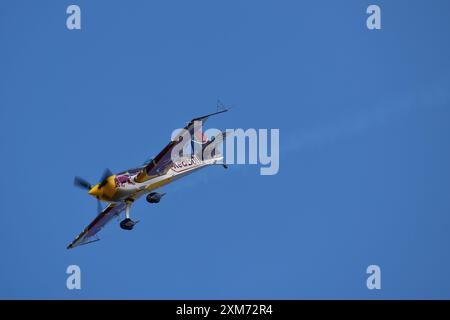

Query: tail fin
left=198, top=130, right=229, bottom=160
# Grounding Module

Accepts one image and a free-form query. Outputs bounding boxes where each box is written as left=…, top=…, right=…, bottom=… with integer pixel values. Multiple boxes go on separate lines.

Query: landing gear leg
left=125, top=204, right=130, bottom=219
left=120, top=203, right=137, bottom=230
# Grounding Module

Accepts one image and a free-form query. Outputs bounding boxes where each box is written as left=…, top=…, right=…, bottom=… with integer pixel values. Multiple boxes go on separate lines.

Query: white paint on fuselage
left=111, top=155, right=222, bottom=202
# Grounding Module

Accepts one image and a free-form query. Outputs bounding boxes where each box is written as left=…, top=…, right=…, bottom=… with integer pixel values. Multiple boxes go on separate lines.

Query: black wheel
left=146, top=192, right=161, bottom=203
left=120, top=218, right=135, bottom=230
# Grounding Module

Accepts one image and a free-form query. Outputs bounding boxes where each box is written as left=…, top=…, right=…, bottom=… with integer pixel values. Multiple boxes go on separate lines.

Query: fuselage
left=87, top=154, right=222, bottom=203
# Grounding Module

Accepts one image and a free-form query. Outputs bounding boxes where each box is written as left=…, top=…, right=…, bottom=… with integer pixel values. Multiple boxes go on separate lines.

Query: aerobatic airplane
left=68, top=109, right=229, bottom=249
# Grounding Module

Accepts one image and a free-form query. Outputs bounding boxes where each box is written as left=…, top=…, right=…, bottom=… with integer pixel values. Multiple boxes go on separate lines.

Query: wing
left=135, top=109, right=229, bottom=183
left=67, top=202, right=127, bottom=249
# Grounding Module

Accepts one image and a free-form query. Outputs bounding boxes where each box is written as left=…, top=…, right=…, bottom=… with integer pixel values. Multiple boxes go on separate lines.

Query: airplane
left=67, top=108, right=230, bottom=249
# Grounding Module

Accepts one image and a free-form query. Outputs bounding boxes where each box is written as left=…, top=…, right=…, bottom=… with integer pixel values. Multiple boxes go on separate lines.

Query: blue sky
left=1, top=0, right=450, bottom=299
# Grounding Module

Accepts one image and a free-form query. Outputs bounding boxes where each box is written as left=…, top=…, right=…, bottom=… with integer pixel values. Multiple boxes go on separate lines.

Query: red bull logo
left=114, top=174, right=135, bottom=187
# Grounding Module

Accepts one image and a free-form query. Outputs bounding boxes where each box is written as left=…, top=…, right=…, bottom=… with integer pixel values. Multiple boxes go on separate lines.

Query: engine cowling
left=146, top=192, right=165, bottom=204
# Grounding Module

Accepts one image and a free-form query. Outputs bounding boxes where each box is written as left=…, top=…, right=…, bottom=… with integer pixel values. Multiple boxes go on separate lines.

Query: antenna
left=216, top=99, right=226, bottom=112
left=216, top=99, right=233, bottom=112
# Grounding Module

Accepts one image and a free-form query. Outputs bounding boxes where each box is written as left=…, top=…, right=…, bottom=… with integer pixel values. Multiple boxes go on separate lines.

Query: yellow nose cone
left=88, top=185, right=101, bottom=197
left=87, top=176, right=116, bottom=201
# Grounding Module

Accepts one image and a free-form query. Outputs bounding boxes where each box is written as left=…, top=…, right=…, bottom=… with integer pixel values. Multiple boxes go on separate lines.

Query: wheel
left=146, top=192, right=161, bottom=203
left=120, top=218, right=136, bottom=230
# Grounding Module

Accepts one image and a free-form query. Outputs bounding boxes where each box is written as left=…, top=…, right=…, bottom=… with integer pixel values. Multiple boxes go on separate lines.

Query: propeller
left=74, top=168, right=113, bottom=214
left=98, top=168, right=113, bottom=189
left=74, top=176, right=92, bottom=190
left=74, top=168, right=113, bottom=191
left=97, top=199, right=103, bottom=214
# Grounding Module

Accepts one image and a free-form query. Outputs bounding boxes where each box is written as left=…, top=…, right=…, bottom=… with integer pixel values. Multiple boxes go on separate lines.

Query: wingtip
left=193, top=108, right=230, bottom=122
